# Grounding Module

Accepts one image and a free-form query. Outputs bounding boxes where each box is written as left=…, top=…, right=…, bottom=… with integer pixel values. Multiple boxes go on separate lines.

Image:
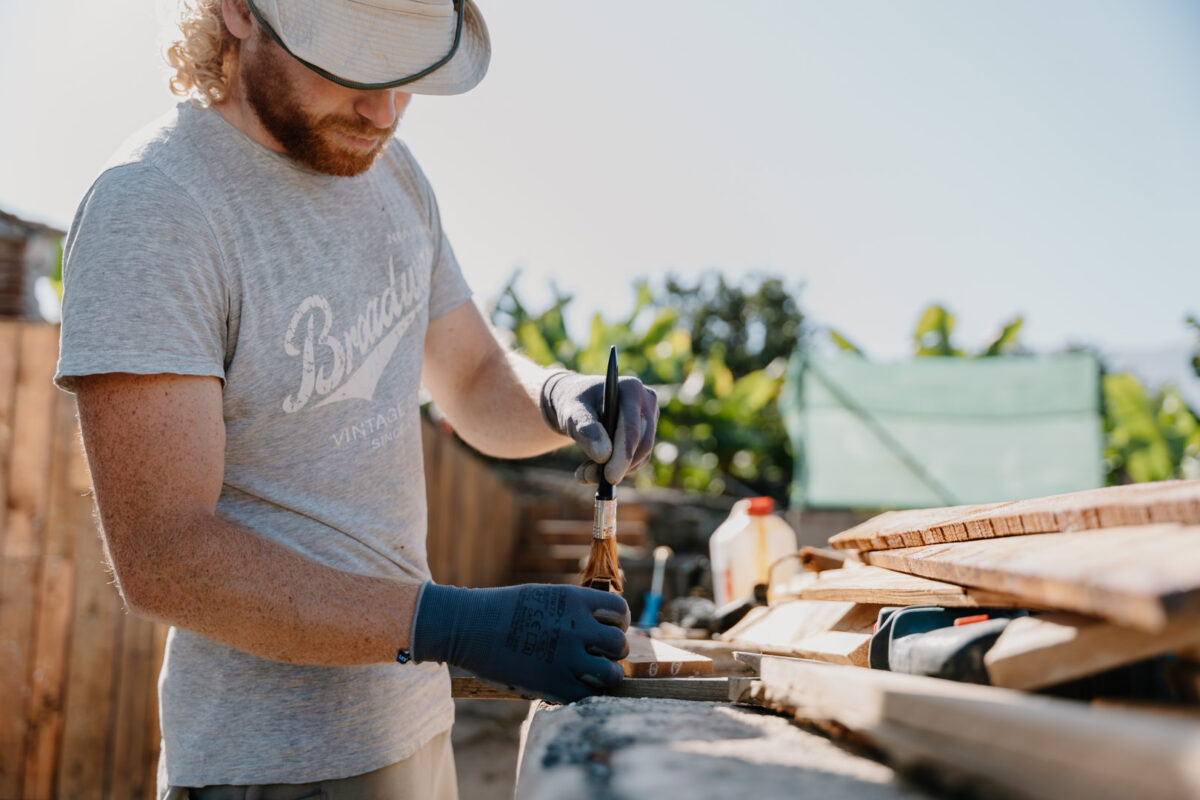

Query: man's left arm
left=421, top=301, right=658, bottom=482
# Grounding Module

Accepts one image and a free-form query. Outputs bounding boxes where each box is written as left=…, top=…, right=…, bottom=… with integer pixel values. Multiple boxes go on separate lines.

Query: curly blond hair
left=166, top=0, right=240, bottom=106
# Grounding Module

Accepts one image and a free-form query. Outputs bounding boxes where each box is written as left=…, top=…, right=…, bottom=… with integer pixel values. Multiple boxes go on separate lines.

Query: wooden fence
left=0, top=321, right=521, bottom=800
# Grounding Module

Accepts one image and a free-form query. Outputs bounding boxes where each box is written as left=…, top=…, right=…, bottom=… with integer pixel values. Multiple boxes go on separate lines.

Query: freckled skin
left=74, top=304, right=573, bottom=665
left=72, top=0, right=621, bottom=667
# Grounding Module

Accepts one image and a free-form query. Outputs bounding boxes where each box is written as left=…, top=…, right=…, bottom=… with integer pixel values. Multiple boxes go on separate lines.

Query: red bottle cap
left=746, top=497, right=775, bottom=516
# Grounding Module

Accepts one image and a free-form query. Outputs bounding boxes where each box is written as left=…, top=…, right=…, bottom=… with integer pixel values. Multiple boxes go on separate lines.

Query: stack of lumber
left=723, top=479, right=1200, bottom=800
left=829, top=478, right=1200, bottom=687
left=724, top=479, right=1200, bottom=684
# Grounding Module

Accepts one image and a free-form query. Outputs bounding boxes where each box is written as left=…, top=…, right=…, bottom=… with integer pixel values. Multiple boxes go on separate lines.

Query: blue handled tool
left=637, top=546, right=673, bottom=628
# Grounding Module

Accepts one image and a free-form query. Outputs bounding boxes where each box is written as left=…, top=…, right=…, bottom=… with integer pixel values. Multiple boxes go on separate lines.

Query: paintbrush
left=581, top=346, right=623, bottom=594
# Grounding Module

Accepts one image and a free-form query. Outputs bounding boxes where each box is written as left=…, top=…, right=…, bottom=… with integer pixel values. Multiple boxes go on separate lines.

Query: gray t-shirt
left=55, top=103, right=472, bottom=786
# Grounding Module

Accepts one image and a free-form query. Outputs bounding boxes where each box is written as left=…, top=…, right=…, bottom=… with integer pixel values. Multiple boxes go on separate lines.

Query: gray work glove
left=539, top=371, right=659, bottom=485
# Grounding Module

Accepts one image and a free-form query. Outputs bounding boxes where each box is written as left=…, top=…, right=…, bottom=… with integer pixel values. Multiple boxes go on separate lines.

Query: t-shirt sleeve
left=427, top=224, right=471, bottom=322
left=55, top=163, right=230, bottom=393
left=390, top=142, right=472, bottom=322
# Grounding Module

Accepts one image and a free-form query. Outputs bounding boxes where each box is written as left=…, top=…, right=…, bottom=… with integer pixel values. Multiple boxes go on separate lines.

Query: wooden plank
left=534, top=519, right=648, bottom=547
left=984, top=610, right=1200, bottom=690
left=473, top=468, right=495, bottom=586
left=0, top=558, right=38, bottom=798
left=4, top=324, right=60, bottom=559
left=722, top=600, right=856, bottom=648
left=829, top=502, right=1008, bottom=552
left=455, top=445, right=479, bottom=586
left=621, top=633, right=711, bottom=678
left=830, top=480, right=1200, bottom=552
left=789, top=631, right=872, bottom=666
left=649, top=637, right=759, bottom=677
left=734, top=655, right=1200, bottom=800
left=452, top=676, right=731, bottom=701
left=43, top=390, right=87, bottom=561
left=420, top=418, right=441, bottom=582
left=797, top=546, right=846, bottom=572
left=862, top=524, right=1200, bottom=631
left=512, top=544, right=590, bottom=574
left=20, top=557, right=74, bottom=800
left=797, top=563, right=1029, bottom=608
left=472, top=460, right=514, bottom=586
left=108, top=615, right=156, bottom=800
left=0, top=320, right=21, bottom=550
left=827, top=601, right=885, bottom=634
left=19, top=392, right=91, bottom=800
left=720, top=600, right=884, bottom=655
left=720, top=600, right=886, bottom=667
left=56, top=524, right=122, bottom=800
left=486, top=480, right=518, bottom=586
left=432, top=426, right=457, bottom=584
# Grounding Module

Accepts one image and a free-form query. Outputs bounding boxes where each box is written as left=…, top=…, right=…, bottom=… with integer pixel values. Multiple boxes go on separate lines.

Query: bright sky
left=2, top=1, right=1198, bottom=368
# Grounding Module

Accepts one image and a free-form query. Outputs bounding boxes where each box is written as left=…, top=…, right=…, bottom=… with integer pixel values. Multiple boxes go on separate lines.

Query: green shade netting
left=782, top=354, right=1104, bottom=509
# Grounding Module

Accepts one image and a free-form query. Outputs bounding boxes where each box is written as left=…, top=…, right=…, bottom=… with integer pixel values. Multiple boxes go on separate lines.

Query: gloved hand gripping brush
left=581, top=346, right=623, bottom=593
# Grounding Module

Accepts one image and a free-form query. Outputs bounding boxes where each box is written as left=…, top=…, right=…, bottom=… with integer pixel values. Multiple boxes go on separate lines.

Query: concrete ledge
left=515, top=697, right=933, bottom=800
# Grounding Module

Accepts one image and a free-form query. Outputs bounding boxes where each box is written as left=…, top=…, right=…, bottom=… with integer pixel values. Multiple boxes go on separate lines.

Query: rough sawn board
left=797, top=564, right=1035, bottom=608
left=862, top=523, right=1200, bottom=631
left=984, top=610, right=1200, bottom=690
left=830, top=479, right=1200, bottom=552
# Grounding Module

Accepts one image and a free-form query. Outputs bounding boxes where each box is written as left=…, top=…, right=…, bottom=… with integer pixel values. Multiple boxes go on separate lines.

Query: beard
left=240, top=41, right=397, bottom=177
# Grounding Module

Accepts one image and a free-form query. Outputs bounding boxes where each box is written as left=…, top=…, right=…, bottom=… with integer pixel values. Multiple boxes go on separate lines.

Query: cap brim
left=261, top=0, right=490, bottom=95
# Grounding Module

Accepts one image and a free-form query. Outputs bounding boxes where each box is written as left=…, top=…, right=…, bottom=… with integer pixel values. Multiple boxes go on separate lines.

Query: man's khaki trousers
left=159, top=729, right=457, bottom=800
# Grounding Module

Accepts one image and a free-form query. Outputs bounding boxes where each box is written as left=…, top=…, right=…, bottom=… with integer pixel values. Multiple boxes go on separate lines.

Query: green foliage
left=898, top=304, right=1199, bottom=486
left=1188, top=315, right=1199, bottom=378
left=982, top=318, right=1024, bottom=357
left=489, top=272, right=802, bottom=499
left=49, top=237, right=64, bottom=300
left=910, top=303, right=1023, bottom=358
left=1103, top=374, right=1200, bottom=484
left=490, top=273, right=692, bottom=384
left=827, top=329, right=864, bottom=356
left=913, top=304, right=963, bottom=356
left=661, top=273, right=804, bottom=375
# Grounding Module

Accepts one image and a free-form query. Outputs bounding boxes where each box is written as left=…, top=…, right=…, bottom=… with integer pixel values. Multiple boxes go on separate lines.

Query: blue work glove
left=539, top=371, right=659, bottom=485
left=411, top=582, right=630, bottom=704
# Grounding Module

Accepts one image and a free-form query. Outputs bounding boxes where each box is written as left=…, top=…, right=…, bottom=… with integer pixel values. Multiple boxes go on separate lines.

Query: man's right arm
left=74, top=371, right=420, bottom=666
left=75, top=371, right=629, bottom=702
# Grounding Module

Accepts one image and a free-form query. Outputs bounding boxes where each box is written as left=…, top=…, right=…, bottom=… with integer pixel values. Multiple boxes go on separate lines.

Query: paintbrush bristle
left=581, top=537, right=622, bottom=594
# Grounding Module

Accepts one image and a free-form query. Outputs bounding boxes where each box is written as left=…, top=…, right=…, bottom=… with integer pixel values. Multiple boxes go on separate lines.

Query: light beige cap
left=246, top=0, right=490, bottom=94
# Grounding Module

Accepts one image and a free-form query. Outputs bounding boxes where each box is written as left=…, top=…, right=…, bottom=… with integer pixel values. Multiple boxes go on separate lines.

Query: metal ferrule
left=593, top=498, right=618, bottom=540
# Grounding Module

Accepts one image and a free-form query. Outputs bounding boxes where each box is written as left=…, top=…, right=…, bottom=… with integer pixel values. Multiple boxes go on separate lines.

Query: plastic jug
left=709, top=497, right=799, bottom=607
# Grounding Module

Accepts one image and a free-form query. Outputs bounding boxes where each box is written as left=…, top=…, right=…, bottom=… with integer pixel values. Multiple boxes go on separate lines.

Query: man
left=54, top=0, right=660, bottom=796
